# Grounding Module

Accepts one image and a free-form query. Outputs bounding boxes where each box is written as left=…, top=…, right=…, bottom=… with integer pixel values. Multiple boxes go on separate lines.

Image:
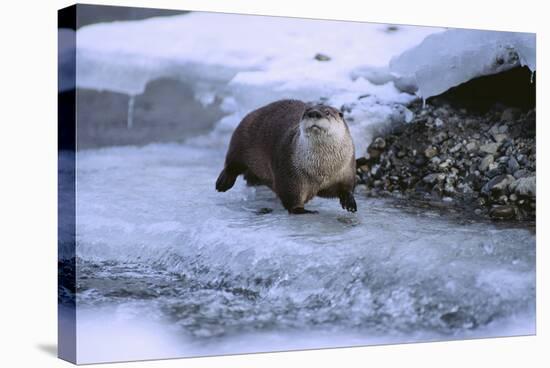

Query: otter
left=216, top=99, right=357, bottom=214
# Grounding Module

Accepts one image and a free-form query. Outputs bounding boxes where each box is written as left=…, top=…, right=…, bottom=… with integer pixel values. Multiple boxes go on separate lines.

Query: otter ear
left=338, top=111, right=344, bottom=119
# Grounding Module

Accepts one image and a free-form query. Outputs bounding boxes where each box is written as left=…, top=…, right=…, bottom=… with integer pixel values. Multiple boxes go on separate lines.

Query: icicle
left=422, top=97, right=426, bottom=109
left=127, top=95, right=135, bottom=129
left=530, top=70, right=535, bottom=84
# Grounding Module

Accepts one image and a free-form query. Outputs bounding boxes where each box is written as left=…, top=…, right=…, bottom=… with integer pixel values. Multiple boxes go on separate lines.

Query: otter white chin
left=216, top=99, right=357, bottom=214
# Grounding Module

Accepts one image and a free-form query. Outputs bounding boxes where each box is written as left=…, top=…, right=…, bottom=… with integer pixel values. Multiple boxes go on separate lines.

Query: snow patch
left=389, top=29, right=536, bottom=99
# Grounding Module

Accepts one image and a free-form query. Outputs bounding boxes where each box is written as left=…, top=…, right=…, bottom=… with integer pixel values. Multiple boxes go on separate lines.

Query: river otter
left=216, top=99, right=357, bottom=214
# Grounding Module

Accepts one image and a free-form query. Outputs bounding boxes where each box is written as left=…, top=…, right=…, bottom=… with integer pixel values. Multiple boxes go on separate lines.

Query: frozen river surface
left=66, top=142, right=535, bottom=363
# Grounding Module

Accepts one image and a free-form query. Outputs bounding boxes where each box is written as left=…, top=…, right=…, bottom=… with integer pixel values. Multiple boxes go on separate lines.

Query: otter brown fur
left=216, top=99, right=357, bottom=214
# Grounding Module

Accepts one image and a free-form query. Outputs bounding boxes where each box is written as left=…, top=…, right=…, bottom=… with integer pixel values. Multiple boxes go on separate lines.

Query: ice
left=389, top=29, right=536, bottom=99
left=70, top=142, right=535, bottom=361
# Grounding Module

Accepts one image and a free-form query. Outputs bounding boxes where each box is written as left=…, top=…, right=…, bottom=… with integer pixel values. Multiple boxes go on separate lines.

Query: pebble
left=465, top=141, right=479, bottom=152
left=424, top=146, right=438, bottom=159
left=490, top=205, right=516, bottom=220
left=509, top=176, right=535, bottom=197
left=479, top=155, right=494, bottom=172
left=355, top=104, right=535, bottom=222
left=480, top=142, right=500, bottom=155
left=423, top=173, right=445, bottom=184
left=314, top=53, right=331, bottom=61
left=508, top=156, right=520, bottom=173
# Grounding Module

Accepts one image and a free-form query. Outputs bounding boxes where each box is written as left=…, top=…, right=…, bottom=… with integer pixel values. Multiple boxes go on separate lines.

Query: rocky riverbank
left=355, top=101, right=536, bottom=222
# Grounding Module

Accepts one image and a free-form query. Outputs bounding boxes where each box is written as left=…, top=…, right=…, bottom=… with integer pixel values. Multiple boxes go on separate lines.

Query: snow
left=69, top=13, right=537, bottom=156
left=76, top=12, right=441, bottom=96
left=73, top=12, right=443, bottom=156
left=390, top=29, right=536, bottom=99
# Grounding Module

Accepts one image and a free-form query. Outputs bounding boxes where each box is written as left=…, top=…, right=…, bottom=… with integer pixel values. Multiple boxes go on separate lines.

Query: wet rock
left=450, top=143, right=463, bottom=154
left=465, top=141, right=479, bottom=152
left=501, top=107, right=520, bottom=122
left=508, top=156, right=520, bottom=173
left=513, top=169, right=530, bottom=179
left=440, top=310, right=477, bottom=329
left=431, top=156, right=442, bottom=166
left=423, top=173, right=445, bottom=185
left=355, top=102, right=535, bottom=222
left=480, top=142, right=500, bottom=155
left=481, top=174, right=515, bottom=195
left=492, top=133, right=508, bottom=143
left=439, top=160, right=451, bottom=169
left=479, top=155, right=494, bottom=172
left=432, top=131, right=448, bottom=144
left=509, top=176, right=535, bottom=197
left=256, top=207, right=273, bottom=215
left=314, top=53, right=331, bottom=61
left=367, top=137, right=387, bottom=159
left=490, top=205, right=517, bottom=220
left=424, top=146, right=438, bottom=159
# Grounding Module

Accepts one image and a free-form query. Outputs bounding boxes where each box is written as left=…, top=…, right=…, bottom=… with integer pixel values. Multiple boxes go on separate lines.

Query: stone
left=481, top=174, right=515, bottom=195
left=508, top=156, right=520, bottom=173
left=371, top=137, right=386, bottom=150
left=314, top=53, right=331, bottom=61
left=450, top=143, right=463, bottom=153
left=509, top=176, right=536, bottom=197
left=465, top=141, right=479, bottom=152
left=501, top=108, right=519, bottom=122
left=479, top=155, right=494, bottom=172
left=423, top=173, right=445, bottom=185
left=439, top=160, right=451, bottom=169
left=424, top=146, right=438, bottom=159
left=480, top=142, right=500, bottom=155
left=492, top=134, right=508, bottom=143
left=490, top=205, right=517, bottom=220
left=435, top=118, right=444, bottom=127
left=432, top=132, right=448, bottom=144
left=491, top=174, right=516, bottom=192
left=431, top=156, right=442, bottom=165
left=513, top=169, right=530, bottom=179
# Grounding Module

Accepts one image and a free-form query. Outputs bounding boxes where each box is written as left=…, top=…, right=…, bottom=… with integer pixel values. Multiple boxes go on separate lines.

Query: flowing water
left=63, top=138, right=535, bottom=363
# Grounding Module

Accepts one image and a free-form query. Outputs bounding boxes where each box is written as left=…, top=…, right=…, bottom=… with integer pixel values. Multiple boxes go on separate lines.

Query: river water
left=68, top=138, right=535, bottom=363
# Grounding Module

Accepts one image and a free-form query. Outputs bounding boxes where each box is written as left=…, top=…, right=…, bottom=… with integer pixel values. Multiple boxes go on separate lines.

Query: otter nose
left=305, top=109, right=323, bottom=119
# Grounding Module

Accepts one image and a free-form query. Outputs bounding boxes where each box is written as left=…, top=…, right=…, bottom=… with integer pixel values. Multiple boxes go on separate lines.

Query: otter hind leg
left=215, top=163, right=245, bottom=192
left=243, top=170, right=265, bottom=187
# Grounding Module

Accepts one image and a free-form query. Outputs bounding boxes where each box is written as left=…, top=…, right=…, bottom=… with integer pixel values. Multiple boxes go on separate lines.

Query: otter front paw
left=339, top=192, right=357, bottom=213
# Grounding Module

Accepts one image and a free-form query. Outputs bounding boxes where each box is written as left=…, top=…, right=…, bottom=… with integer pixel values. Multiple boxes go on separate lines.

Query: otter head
left=300, top=104, right=348, bottom=140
